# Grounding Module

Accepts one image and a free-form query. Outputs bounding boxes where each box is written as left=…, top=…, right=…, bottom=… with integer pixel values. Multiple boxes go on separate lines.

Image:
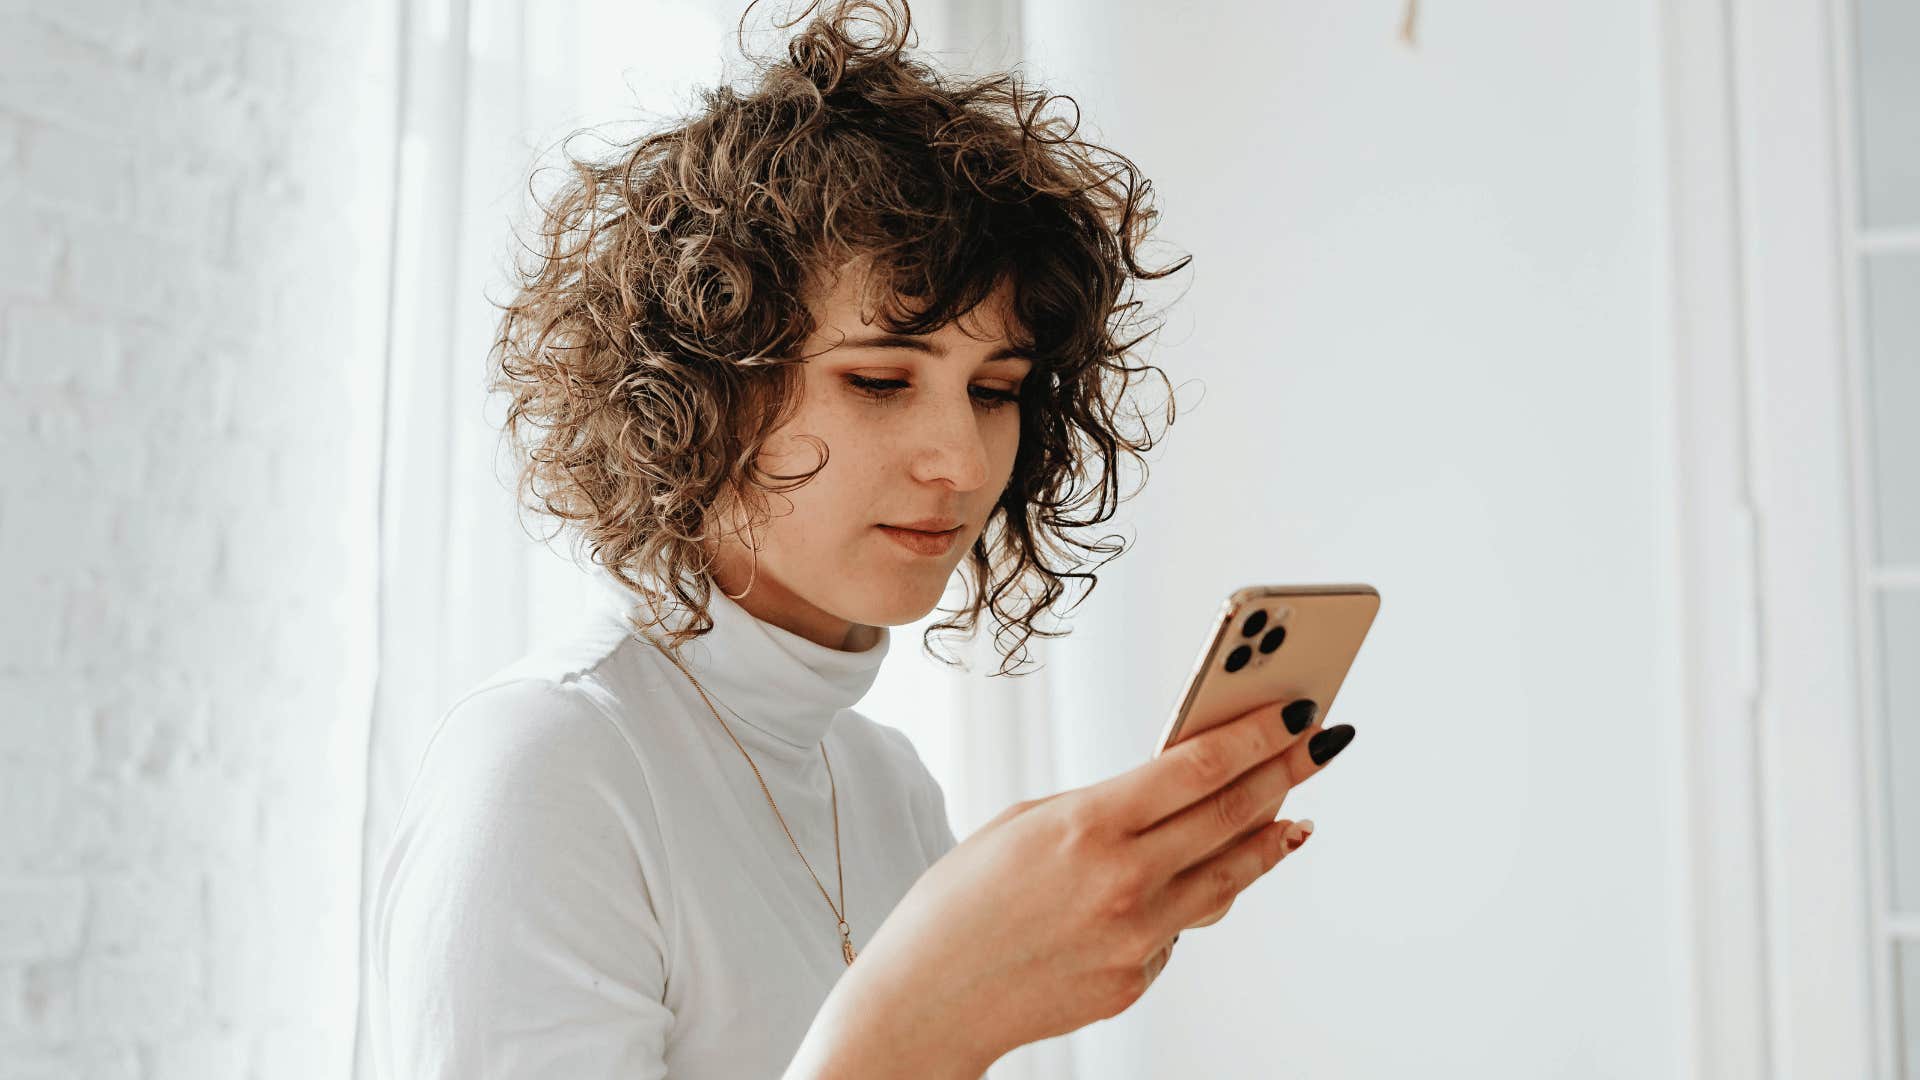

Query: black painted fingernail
left=1282, top=699, right=1319, bottom=735
left=1308, top=724, right=1355, bottom=765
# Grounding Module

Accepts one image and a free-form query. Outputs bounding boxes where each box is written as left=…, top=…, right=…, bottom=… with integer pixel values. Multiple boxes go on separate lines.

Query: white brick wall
left=0, top=2, right=393, bottom=1076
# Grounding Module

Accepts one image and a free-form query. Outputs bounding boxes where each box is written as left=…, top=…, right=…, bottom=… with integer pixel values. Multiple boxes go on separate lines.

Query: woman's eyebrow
left=833, top=332, right=1036, bottom=363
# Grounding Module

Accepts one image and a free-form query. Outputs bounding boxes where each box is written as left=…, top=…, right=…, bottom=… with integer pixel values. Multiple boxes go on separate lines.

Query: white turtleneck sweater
left=367, top=576, right=969, bottom=1079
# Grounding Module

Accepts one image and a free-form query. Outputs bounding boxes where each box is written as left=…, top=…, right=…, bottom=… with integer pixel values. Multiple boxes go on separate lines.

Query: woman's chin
left=848, top=576, right=952, bottom=628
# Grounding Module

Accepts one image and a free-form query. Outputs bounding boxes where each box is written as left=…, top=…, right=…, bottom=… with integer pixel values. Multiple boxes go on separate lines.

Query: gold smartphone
left=1153, top=583, right=1382, bottom=757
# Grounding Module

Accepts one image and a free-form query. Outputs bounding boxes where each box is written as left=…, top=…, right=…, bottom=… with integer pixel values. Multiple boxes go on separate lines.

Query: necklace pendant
left=841, top=937, right=857, bottom=965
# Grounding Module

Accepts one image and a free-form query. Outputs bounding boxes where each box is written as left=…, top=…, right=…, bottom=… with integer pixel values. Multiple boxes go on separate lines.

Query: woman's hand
left=800, top=700, right=1355, bottom=1077
left=1184, top=815, right=1314, bottom=929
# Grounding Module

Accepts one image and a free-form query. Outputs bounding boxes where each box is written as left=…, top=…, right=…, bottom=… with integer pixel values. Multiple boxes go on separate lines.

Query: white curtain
left=349, top=2, right=1082, bottom=1077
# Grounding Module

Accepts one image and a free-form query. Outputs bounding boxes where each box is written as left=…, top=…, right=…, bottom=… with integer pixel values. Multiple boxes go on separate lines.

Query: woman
left=368, top=2, right=1353, bottom=1076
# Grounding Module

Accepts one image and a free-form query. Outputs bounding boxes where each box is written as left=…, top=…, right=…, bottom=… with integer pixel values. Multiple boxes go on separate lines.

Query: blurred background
left=1, top=0, right=1914, bottom=1077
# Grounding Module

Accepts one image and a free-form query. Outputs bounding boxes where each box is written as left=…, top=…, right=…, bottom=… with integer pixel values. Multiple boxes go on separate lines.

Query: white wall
left=1018, top=1, right=1686, bottom=1076
left=0, top=2, right=393, bottom=1075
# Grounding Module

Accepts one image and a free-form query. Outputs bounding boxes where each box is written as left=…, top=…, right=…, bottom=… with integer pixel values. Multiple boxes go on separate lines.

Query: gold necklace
left=648, top=635, right=858, bottom=966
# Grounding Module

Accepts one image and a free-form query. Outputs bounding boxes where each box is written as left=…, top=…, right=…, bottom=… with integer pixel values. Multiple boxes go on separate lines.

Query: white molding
left=1859, top=227, right=1920, bottom=255
left=1659, top=0, right=1774, bottom=1072
left=1826, top=0, right=1899, bottom=1073
left=1731, top=0, right=1881, bottom=1069
left=1869, top=567, right=1920, bottom=590
left=1664, top=0, right=1885, bottom=1076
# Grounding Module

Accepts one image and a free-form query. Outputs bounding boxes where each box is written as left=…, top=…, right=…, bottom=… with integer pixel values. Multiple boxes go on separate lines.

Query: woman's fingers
left=1133, top=711, right=1354, bottom=882
left=1188, top=714, right=1350, bottom=868
left=1215, top=724, right=1345, bottom=865
left=1093, top=699, right=1309, bottom=835
left=1134, top=750, right=1294, bottom=878
left=1181, top=819, right=1314, bottom=930
left=1162, top=816, right=1318, bottom=932
left=1290, top=724, right=1355, bottom=783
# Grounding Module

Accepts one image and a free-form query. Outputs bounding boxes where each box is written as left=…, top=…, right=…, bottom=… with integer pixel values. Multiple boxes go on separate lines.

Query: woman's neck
left=706, top=552, right=879, bottom=652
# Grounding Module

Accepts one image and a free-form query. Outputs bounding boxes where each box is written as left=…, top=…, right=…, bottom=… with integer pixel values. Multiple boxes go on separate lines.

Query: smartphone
left=1153, top=583, right=1381, bottom=758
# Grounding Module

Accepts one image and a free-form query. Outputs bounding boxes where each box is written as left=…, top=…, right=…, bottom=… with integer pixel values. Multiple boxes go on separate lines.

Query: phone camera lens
left=1257, top=625, right=1286, bottom=654
left=1240, top=609, right=1267, bottom=637
left=1224, top=644, right=1252, bottom=672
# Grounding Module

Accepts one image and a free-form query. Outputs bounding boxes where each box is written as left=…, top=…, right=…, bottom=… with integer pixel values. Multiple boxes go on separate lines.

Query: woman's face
left=704, top=259, right=1033, bottom=650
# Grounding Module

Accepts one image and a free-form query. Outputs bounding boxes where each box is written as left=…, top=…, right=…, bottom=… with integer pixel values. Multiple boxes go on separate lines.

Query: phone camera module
left=1258, top=624, right=1286, bottom=655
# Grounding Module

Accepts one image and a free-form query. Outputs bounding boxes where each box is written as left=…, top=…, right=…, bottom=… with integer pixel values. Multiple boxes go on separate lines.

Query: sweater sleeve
left=370, top=678, right=675, bottom=1079
left=924, top=764, right=960, bottom=858
left=874, top=723, right=961, bottom=861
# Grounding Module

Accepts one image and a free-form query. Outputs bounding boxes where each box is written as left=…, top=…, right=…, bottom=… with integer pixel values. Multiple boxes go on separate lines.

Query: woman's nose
left=910, top=395, right=992, bottom=491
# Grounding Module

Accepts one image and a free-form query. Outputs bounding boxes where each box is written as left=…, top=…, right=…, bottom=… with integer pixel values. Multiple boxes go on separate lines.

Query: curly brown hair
left=488, top=0, right=1190, bottom=677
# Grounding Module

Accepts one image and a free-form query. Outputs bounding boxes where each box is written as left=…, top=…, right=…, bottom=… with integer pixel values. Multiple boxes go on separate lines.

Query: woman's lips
left=876, top=524, right=960, bottom=556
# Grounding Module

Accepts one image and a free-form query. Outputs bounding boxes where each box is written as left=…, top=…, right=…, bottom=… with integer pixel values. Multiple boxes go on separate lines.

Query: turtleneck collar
left=598, top=570, right=891, bottom=753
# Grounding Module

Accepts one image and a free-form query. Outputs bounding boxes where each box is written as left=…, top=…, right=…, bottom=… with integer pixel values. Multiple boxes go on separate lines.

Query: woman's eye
left=844, top=375, right=908, bottom=398
left=844, top=375, right=1021, bottom=411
